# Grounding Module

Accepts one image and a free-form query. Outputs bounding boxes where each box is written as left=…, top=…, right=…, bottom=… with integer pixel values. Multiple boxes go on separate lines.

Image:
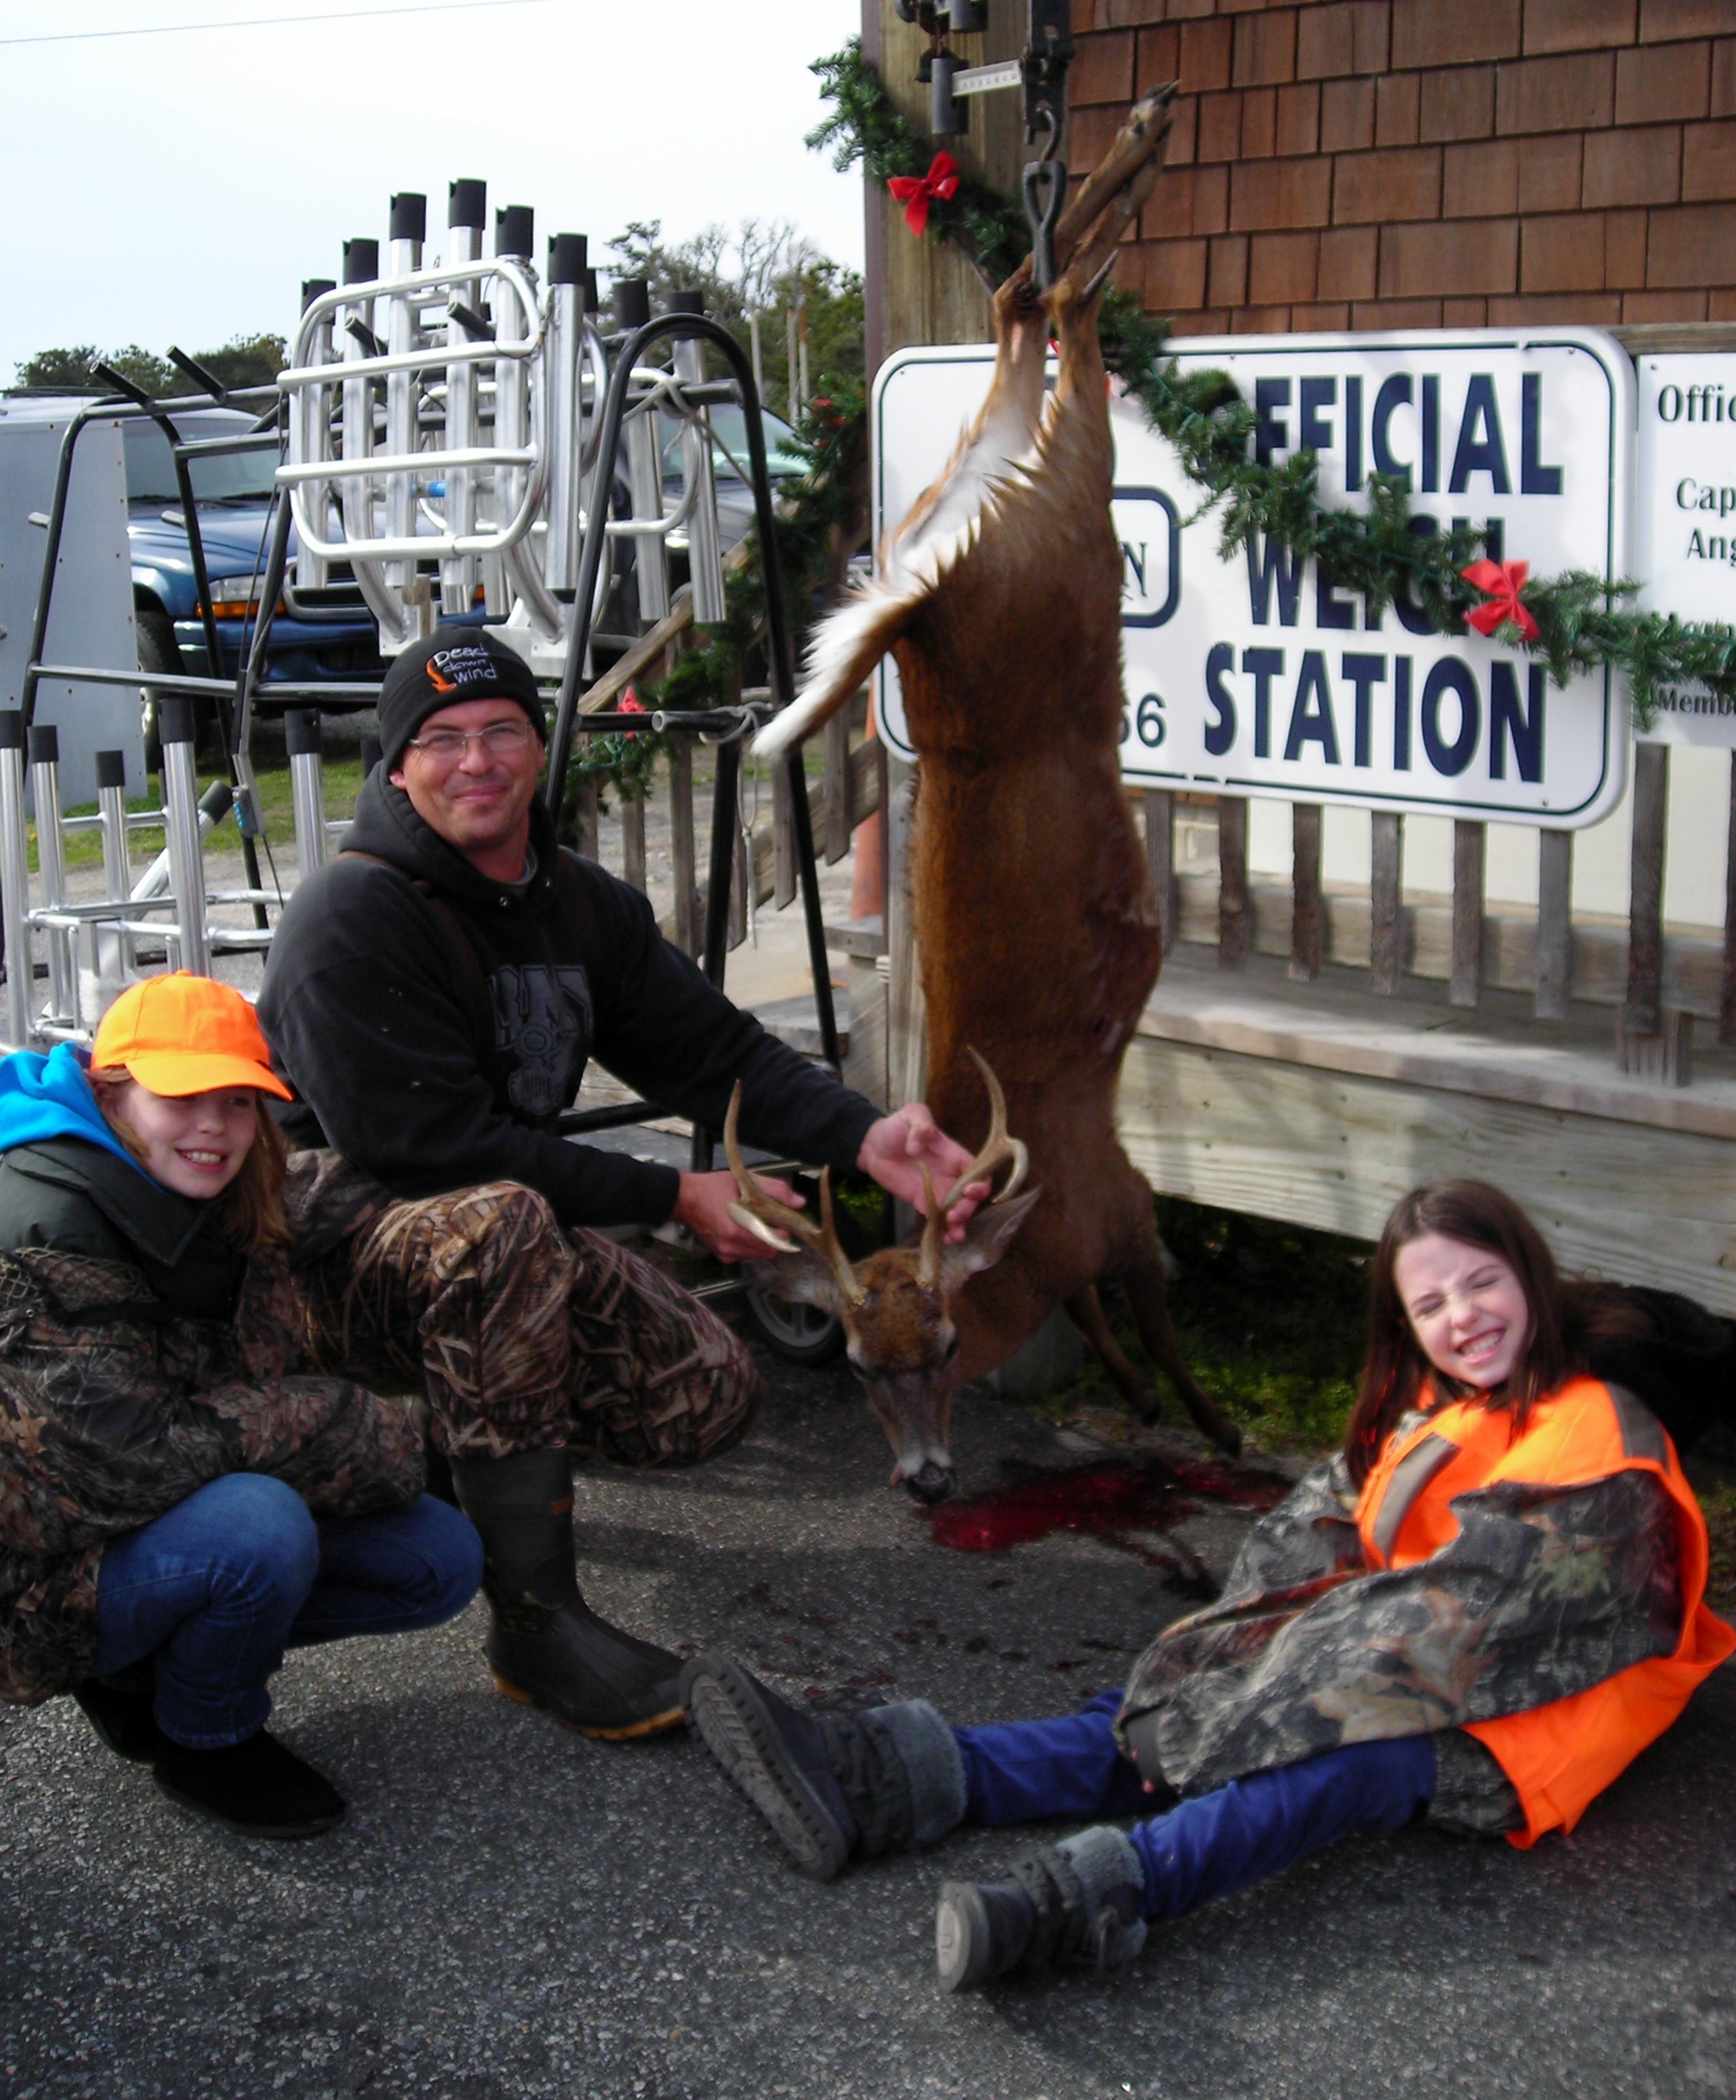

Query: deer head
left=725, top=1050, right=1040, bottom=1505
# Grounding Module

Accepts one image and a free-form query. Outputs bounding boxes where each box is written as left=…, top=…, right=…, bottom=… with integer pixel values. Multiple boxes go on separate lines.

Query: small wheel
left=742, top=1279, right=845, bottom=1364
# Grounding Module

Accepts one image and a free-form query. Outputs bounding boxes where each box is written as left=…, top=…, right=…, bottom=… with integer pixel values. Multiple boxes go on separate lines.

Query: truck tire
left=137, top=607, right=214, bottom=766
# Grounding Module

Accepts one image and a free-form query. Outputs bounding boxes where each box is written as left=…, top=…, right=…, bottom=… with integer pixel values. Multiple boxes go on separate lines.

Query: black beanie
left=378, top=627, right=546, bottom=773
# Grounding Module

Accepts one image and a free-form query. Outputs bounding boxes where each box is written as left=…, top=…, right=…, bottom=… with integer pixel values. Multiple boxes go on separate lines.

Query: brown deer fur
left=753, top=90, right=1240, bottom=1485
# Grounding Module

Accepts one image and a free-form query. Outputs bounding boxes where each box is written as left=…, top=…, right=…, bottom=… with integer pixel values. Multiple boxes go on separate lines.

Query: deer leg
left=1121, top=1244, right=1244, bottom=1456
left=1050, top=86, right=1177, bottom=271
left=1063, top=1287, right=1165, bottom=1423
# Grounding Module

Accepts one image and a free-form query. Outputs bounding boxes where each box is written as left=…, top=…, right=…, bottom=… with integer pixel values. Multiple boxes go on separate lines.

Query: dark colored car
left=122, top=409, right=386, bottom=712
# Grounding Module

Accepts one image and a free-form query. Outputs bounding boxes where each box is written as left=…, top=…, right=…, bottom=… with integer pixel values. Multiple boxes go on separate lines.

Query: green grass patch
left=27, top=757, right=366, bottom=876
left=1034, top=1198, right=1370, bottom=1455
left=1702, top=1483, right=1736, bottom=1604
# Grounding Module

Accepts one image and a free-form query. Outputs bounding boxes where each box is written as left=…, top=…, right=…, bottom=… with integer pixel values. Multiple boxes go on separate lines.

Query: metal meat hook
left=1023, top=108, right=1067, bottom=293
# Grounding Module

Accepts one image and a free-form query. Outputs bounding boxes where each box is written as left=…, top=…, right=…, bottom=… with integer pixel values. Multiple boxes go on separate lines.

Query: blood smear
left=925, top=1456, right=1287, bottom=1557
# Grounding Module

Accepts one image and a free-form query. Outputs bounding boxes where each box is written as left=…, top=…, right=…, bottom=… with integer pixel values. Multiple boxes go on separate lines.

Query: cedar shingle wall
left=1068, top=0, right=1736, bottom=331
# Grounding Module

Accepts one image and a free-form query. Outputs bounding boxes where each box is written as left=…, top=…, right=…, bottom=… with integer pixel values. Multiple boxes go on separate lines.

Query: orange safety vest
left=1355, top=1376, right=1733, bottom=1848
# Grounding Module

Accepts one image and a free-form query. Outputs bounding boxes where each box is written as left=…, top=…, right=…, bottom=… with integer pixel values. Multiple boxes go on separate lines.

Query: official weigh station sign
left=871, top=330, right=1632, bottom=828
left=1634, top=353, right=1736, bottom=748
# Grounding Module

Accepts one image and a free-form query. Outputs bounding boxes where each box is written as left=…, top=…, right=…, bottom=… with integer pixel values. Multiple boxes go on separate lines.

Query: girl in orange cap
left=0, top=973, right=482, bottom=1839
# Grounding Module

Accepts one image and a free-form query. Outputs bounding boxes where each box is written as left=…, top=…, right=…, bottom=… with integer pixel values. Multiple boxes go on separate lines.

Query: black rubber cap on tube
left=389, top=192, right=426, bottom=243
left=449, top=178, right=486, bottom=229
left=496, top=206, right=533, bottom=259
left=302, top=278, right=336, bottom=311
left=0, top=713, right=23, bottom=752
left=284, top=709, right=323, bottom=758
left=95, top=749, right=126, bottom=791
left=343, top=237, right=379, bottom=285
left=613, top=277, right=650, bottom=331
left=548, top=233, right=588, bottom=286
left=666, top=287, right=706, bottom=316
left=157, top=697, right=196, bottom=746
left=27, top=725, right=58, bottom=766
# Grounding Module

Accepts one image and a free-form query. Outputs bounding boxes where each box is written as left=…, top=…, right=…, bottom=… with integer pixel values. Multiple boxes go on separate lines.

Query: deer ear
left=747, top=1248, right=853, bottom=1316
left=939, top=1186, right=1042, bottom=1290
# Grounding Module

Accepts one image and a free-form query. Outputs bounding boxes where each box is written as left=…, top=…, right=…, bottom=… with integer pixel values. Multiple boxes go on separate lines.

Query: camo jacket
left=0, top=1222, right=424, bottom=1709
left=1117, top=1425, right=1683, bottom=1812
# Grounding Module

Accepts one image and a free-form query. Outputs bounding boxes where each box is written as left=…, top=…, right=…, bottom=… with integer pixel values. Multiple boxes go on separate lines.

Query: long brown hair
left=91, top=1075, right=289, bottom=1253
left=1344, top=1179, right=1648, bottom=1487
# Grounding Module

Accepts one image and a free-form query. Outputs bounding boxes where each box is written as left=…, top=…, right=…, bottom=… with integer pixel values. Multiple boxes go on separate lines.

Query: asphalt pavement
left=3, top=1332, right=1733, bottom=2100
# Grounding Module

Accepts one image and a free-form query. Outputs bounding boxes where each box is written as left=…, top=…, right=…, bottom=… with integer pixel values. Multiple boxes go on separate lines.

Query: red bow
left=1461, top=559, right=1540, bottom=644
left=619, top=687, right=646, bottom=738
left=886, top=152, right=959, bottom=238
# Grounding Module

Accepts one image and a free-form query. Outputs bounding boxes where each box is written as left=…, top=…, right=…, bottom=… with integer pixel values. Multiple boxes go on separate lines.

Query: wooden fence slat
left=621, top=790, right=646, bottom=896
left=1217, top=796, right=1249, bottom=970
left=669, top=737, right=698, bottom=957
left=1450, top=820, right=1484, bottom=1009
left=823, top=710, right=852, bottom=865
left=1142, top=789, right=1177, bottom=957
left=572, top=779, right=599, bottom=863
left=1722, top=750, right=1736, bottom=1046
left=1536, top=828, right=1572, bottom=1021
left=1290, top=803, right=1322, bottom=982
left=772, top=759, right=796, bottom=909
left=1370, top=810, right=1401, bottom=996
left=1625, top=742, right=1667, bottom=1040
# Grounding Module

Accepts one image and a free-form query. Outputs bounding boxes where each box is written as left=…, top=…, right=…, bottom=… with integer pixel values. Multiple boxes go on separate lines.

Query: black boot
left=73, top=1678, right=160, bottom=1763
left=451, top=1450, right=683, bottom=1741
left=679, top=1651, right=967, bottom=1883
left=153, top=1730, right=345, bottom=1839
left=935, top=1827, right=1148, bottom=1992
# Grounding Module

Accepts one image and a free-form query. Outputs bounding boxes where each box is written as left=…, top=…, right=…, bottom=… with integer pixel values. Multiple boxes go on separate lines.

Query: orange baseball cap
left=91, top=972, right=292, bottom=1100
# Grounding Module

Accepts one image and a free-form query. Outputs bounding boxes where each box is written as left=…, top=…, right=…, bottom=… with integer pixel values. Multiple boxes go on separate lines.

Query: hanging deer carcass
left=738, top=88, right=1242, bottom=1501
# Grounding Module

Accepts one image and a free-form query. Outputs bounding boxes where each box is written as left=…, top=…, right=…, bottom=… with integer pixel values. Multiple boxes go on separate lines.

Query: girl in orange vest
left=680, top=1179, right=1733, bottom=1991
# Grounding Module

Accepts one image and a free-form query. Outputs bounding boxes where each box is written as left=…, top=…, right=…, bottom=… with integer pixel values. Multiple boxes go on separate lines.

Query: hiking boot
left=935, top=1827, right=1148, bottom=1992
left=451, top=1449, right=683, bottom=1741
left=152, top=1730, right=346, bottom=1839
left=680, top=1651, right=966, bottom=1883
left=73, top=1679, right=160, bottom=1764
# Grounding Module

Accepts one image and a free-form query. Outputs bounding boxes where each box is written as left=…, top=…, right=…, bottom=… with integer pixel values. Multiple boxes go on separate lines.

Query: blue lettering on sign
left=1112, top=486, right=1181, bottom=628
left=1245, top=532, right=1305, bottom=626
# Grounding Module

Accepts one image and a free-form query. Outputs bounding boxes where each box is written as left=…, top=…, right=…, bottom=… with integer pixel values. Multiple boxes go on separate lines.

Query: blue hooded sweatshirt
left=0, top=1044, right=151, bottom=1177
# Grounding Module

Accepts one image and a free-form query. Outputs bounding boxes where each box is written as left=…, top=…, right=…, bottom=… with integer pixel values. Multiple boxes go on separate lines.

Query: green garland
left=803, top=37, right=1736, bottom=723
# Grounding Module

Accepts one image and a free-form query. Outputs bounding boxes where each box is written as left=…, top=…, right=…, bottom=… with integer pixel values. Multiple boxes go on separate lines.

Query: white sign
left=1634, top=353, right=1736, bottom=748
left=873, top=329, right=1631, bottom=828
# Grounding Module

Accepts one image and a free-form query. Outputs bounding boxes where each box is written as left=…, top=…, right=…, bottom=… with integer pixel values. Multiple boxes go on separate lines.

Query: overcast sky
left=0, top=0, right=868, bottom=381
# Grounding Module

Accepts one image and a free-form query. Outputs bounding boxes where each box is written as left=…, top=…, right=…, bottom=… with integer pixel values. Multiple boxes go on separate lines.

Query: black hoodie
left=256, top=771, right=877, bottom=1227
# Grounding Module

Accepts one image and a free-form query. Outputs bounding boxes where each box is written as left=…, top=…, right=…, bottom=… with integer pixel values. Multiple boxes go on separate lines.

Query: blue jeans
left=955, top=1688, right=1437, bottom=1922
left=91, top=1475, right=483, bottom=1749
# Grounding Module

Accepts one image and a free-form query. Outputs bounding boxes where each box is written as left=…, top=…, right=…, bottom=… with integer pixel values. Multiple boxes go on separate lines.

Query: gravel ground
left=3, top=1330, right=1733, bottom=2100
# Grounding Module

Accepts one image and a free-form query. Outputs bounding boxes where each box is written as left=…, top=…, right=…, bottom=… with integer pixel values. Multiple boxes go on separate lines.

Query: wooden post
left=572, top=779, right=599, bottom=863
left=1722, top=751, right=1736, bottom=1046
left=1217, top=796, right=1249, bottom=968
left=621, top=788, right=647, bottom=896
left=669, top=736, right=698, bottom=957
left=1450, top=820, right=1484, bottom=1008
left=1142, top=789, right=1177, bottom=956
left=1624, top=742, right=1667, bottom=1041
left=772, top=758, right=796, bottom=910
left=823, top=708, right=852, bottom=865
left=1369, top=811, right=1402, bottom=995
left=1290, top=803, right=1323, bottom=982
left=1536, top=828, right=1573, bottom=1021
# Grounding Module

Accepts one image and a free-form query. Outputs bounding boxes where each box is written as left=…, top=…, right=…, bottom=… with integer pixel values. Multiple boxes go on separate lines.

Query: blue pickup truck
left=122, top=406, right=387, bottom=710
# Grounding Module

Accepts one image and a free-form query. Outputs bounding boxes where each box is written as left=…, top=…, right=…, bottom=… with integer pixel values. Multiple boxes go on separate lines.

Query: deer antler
left=723, top=1081, right=865, bottom=1305
left=943, top=1049, right=1028, bottom=1213
left=919, top=1050, right=1031, bottom=1285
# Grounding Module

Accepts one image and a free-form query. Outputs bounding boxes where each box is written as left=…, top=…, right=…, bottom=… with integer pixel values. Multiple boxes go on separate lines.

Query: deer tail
left=754, top=572, right=921, bottom=763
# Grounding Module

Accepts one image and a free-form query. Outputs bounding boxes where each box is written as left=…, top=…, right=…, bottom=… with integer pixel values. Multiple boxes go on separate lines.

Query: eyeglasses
left=407, top=720, right=539, bottom=762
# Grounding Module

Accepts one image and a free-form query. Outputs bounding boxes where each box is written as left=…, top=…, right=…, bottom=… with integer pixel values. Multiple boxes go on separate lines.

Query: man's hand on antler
left=675, top=1169, right=805, bottom=1263
left=857, top=1105, right=988, bottom=1242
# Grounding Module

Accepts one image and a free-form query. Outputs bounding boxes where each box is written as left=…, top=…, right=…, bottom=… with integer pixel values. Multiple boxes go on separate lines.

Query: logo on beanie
left=426, top=643, right=502, bottom=695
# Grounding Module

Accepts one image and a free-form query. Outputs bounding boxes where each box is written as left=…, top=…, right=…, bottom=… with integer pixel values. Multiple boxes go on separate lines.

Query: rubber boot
left=936, top=1826, right=1148, bottom=1992
left=450, top=1450, right=683, bottom=1741
left=680, top=1651, right=967, bottom=1882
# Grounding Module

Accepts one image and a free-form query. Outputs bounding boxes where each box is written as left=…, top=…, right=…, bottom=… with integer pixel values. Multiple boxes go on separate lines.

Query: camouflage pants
left=300, top=1181, right=762, bottom=1465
